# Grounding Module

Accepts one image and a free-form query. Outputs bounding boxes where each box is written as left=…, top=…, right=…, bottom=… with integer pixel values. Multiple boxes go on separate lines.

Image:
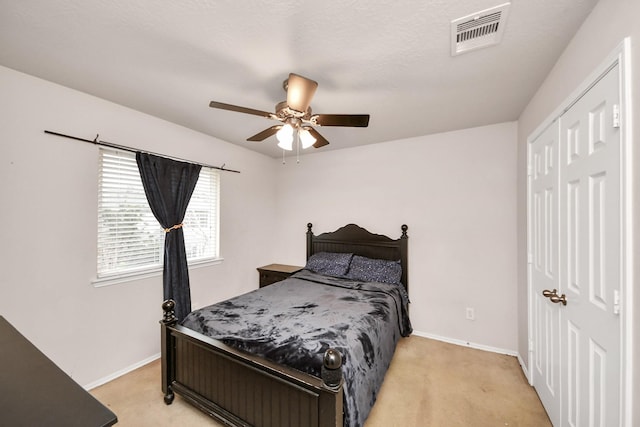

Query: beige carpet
left=91, top=336, right=551, bottom=427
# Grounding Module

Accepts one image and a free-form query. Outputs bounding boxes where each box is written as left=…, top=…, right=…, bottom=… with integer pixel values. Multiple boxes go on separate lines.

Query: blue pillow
left=346, top=255, right=403, bottom=285
left=305, top=252, right=353, bottom=277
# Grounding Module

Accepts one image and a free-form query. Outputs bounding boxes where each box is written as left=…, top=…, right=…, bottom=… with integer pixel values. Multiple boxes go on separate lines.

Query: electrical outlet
left=466, top=307, right=475, bottom=321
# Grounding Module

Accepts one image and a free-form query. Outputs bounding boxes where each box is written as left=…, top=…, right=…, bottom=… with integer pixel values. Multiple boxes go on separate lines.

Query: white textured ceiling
left=0, top=0, right=598, bottom=158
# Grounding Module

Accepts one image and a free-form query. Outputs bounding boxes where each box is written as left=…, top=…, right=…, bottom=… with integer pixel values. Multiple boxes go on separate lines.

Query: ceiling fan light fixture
left=299, top=128, right=317, bottom=149
left=276, top=123, right=294, bottom=150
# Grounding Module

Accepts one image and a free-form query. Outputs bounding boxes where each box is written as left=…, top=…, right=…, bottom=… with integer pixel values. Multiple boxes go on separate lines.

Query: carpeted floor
left=91, top=336, right=551, bottom=426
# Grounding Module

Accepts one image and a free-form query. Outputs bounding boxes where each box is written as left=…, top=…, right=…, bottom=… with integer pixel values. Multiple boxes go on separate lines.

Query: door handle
left=542, top=289, right=568, bottom=306
left=549, top=293, right=567, bottom=306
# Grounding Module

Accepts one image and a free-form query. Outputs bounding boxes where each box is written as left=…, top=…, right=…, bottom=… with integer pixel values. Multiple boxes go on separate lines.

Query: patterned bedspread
left=181, top=269, right=412, bottom=427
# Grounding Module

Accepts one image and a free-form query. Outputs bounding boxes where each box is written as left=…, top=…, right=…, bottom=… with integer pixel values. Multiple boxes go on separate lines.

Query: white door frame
left=526, top=38, right=633, bottom=426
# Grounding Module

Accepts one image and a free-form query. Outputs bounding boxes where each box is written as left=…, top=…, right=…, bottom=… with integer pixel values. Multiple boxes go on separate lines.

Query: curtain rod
left=44, top=130, right=241, bottom=174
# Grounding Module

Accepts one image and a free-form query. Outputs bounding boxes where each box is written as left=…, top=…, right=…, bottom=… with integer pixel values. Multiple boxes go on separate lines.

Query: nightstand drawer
left=257, top=264, right=303, bottom=288
left=259, top=270, right=290, bottom=287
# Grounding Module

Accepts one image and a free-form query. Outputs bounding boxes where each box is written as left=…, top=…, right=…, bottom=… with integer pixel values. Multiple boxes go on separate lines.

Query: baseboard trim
left=517, top=353, right=532, bottom=385
left=411, top=330, right=519, bottom=357
left=84, top=353, right=160, bottom=391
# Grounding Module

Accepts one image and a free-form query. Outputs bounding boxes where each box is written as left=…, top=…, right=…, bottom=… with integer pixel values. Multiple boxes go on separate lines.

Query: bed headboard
left=306, top=223, right=409, bottom=291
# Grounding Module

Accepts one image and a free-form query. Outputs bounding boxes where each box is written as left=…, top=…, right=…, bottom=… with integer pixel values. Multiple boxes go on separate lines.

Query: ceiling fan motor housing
left=275, top=100, right=311, bottom=125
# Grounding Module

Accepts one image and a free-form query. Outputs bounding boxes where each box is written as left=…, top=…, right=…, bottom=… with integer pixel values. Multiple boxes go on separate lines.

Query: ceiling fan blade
left=209, top=101, right=272, bottom=118
left=247, top=125, right=282, bottom=142
left=286, top=73, right=318, bottom=113
left=314, top=114, right=370, bottom=127
left=307, top=128, right=330, bottom=148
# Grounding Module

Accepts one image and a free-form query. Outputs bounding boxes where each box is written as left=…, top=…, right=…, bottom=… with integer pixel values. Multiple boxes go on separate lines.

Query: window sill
left=92, top=257, right=224, bottom=288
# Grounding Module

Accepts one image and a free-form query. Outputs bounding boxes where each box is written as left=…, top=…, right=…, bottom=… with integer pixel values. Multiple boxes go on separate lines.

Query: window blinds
left=97, top=148, right=219, bottom=278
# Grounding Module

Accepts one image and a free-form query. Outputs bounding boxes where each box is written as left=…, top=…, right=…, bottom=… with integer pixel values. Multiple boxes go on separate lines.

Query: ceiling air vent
left=451, top=2, right=510, bottom=56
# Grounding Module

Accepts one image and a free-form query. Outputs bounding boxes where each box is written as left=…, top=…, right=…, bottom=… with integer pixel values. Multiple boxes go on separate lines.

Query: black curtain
left=136, top=152, right=202, bottom=322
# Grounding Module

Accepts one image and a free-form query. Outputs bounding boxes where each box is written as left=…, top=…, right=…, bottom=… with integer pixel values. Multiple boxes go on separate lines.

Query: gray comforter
left=181, top=269, right=412, bottom=427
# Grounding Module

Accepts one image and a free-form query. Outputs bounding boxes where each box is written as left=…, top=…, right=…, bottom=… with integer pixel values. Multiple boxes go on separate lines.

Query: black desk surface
left=0, top=316, right=117, bottom=427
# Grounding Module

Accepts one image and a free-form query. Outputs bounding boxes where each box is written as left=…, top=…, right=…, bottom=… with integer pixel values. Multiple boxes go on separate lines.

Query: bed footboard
left=161, top=300, right=343, bottom=427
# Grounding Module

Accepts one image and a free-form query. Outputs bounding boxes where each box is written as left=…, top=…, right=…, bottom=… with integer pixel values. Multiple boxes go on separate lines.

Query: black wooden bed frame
left=161, top=223, right=408, bottom=427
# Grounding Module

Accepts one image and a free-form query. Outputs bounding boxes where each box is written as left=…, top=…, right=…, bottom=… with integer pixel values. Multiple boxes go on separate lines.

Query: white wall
left=0, top=65, right=277, bottom=387
left=273, top=122, right=518, bottom=352
left=516, top=0, right=639, bottom=422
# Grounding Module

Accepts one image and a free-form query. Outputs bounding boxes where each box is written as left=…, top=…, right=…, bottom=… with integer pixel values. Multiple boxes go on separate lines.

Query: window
left=97, top=148, right=219, bottom=280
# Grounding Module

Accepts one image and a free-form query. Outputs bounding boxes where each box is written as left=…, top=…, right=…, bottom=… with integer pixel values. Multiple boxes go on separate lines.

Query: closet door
left=558, top=64, right=621, bottom=427
left=529, top=122, right=561, bottom=426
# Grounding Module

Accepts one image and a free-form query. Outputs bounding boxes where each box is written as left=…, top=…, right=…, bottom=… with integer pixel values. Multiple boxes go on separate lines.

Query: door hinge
left=527, top=253, right=533, bottom=264
left=613, top=289, right=621, bottom=315
left=613, top=104, right=621, bottom=128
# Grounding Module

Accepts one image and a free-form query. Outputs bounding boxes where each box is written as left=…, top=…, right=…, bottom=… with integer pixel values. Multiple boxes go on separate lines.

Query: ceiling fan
left=209, top=73, right=370, bottom=150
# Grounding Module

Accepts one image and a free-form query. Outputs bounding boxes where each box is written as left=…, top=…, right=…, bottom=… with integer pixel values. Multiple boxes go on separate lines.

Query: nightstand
left=257, top=264, right=304, bottom=288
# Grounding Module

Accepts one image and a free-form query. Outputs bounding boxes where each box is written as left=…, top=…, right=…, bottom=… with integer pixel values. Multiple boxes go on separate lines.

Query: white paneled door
left=530, top=63, right=622, bottom=426
left=530, top=120, right=561, bottom=425
left=558, top=64, right=621, bottom=427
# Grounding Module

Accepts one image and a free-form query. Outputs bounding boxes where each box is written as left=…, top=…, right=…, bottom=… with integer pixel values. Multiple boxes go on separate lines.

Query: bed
left=160, top=223, right=410, bottom=427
